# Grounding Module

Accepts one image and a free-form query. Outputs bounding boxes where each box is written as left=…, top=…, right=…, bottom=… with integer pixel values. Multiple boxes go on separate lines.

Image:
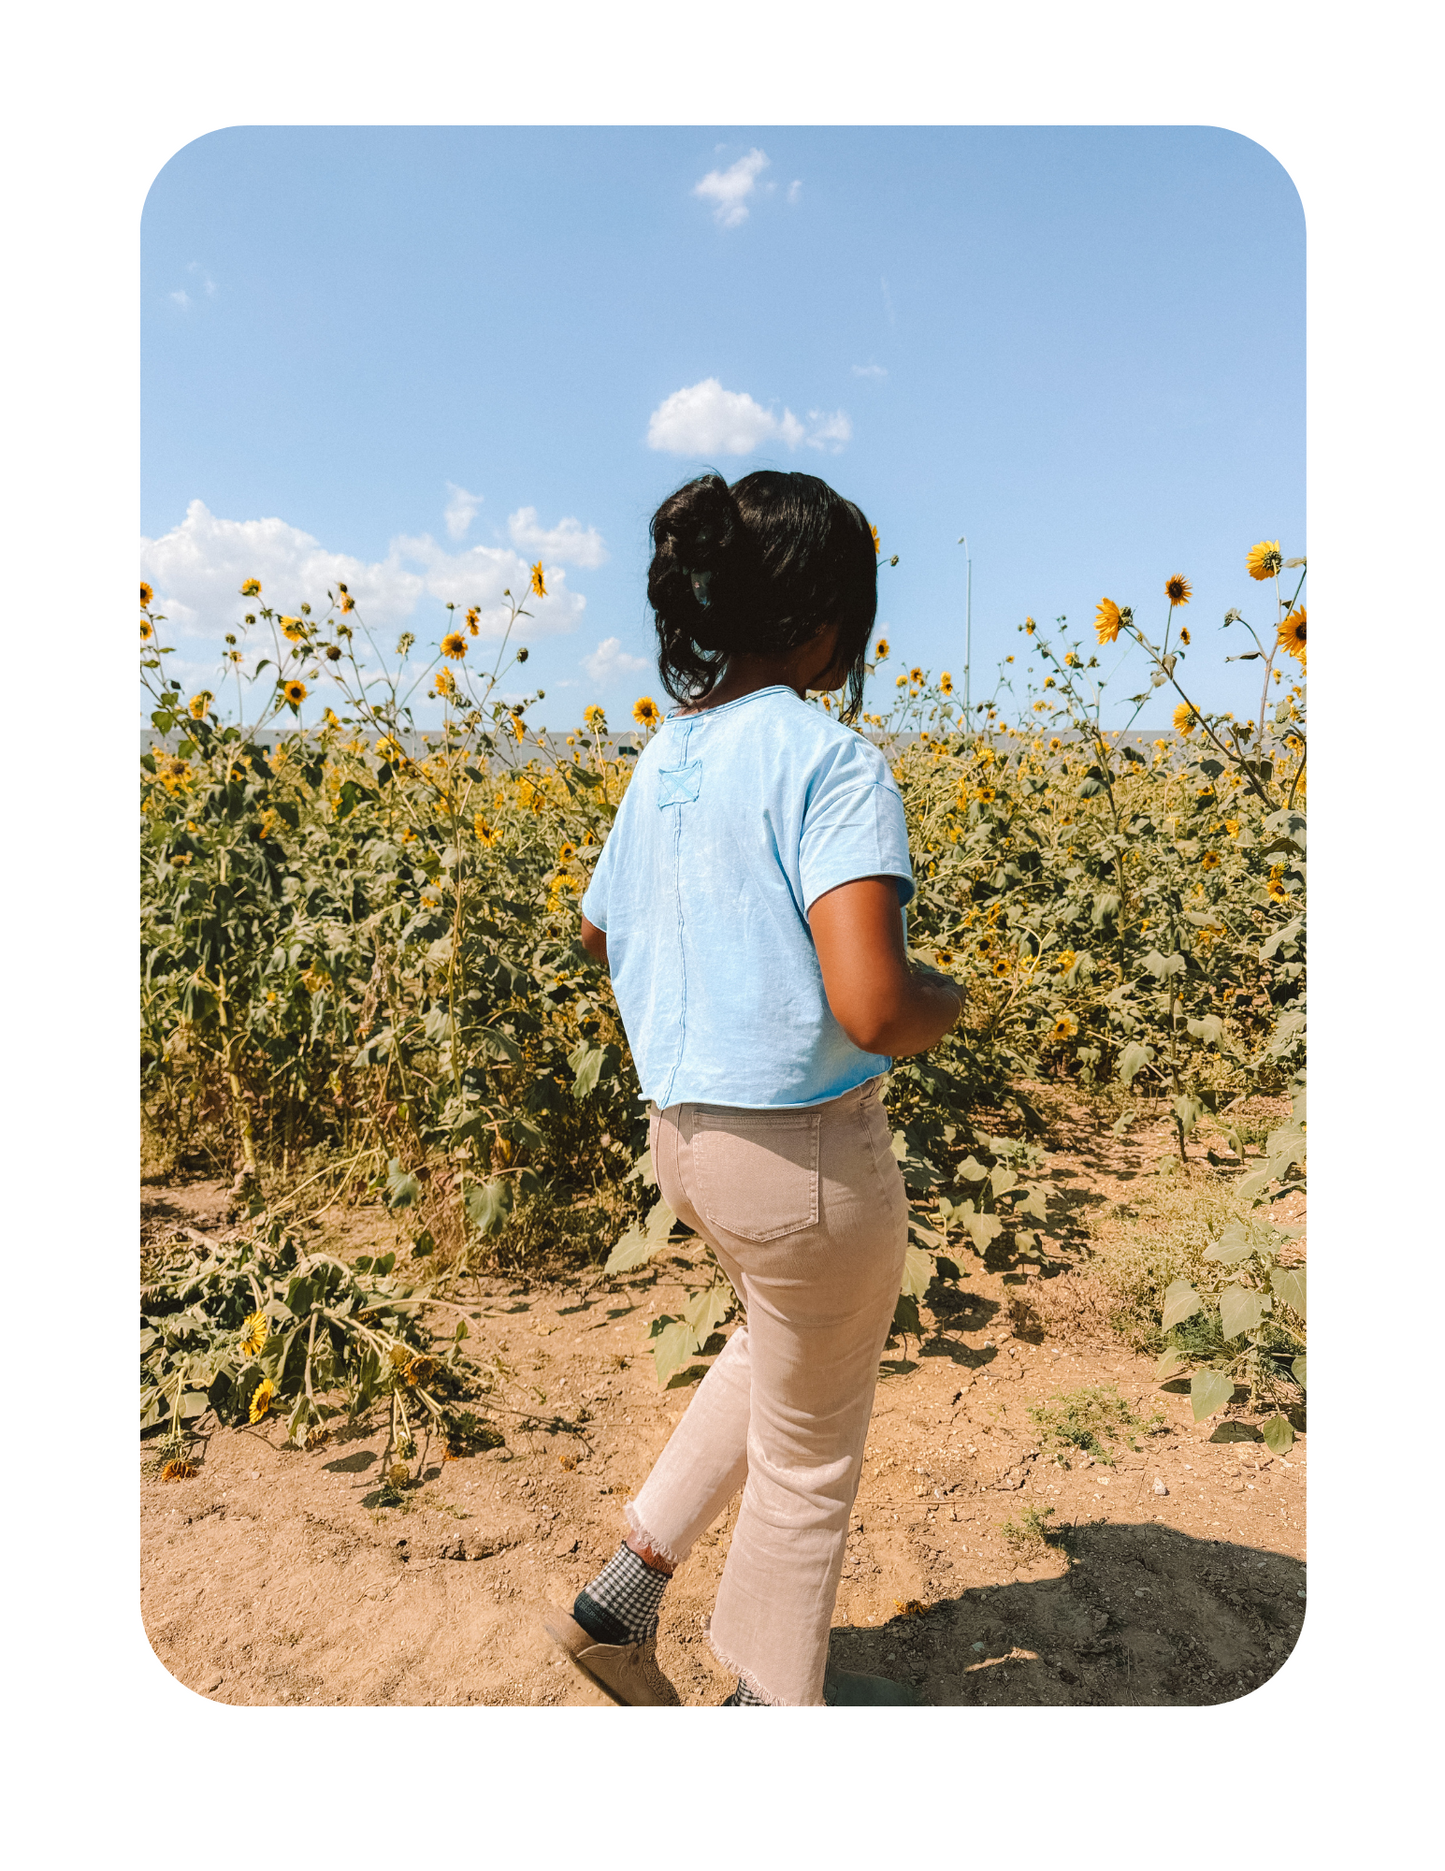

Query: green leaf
left=1260, top=1414, right=1295, bottom=1456
left=682, top=1283, right=732, bottom=1345
left=385, top=1159, right=420, bottom=1211
left=1271, top=1267, right=1306, bottom=1318
left=464, top=1178, right=513, bottom=1236
left=1220, top=1283, right=1265, bottom=1341
left=1173, top=1093, right=1204, bottom=1137
left=567, top=1041, right=608, bottom=1098
left=1015, top=1185, right=1050, bottom=1221
left=1161, top=1279, right=1202, bottom=1333
left=648, top=1317, right=698, bottom=1387
left=954, top=1155, right=990, bottom=1182
left=899, top=1241, right=936, bottom=1300
left=963, top=1209, right=1003, bottom=1253
left=624, top=1148, right=656, bottom=1188
left=988, top=1166, right=1018, bottom=1198
left=1190, top=1369, right=1234, bottom=1421
left=603, top=1197, right=678, bottom=1277
left=890, top=1293, right=922, bottom=1340
left=1117, top=1041, right=1155, bottom=1087
left=1154, top=1347, right=1186, bottom=1383
left=1186, top=1014, right=1224, bottom=1047
left=1291, top=1355, right=1307, bottom=1390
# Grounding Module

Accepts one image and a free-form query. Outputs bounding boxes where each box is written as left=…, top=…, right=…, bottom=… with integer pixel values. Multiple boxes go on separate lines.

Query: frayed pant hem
left=623, top=1501, right=686, bottom=1568
left=704, top=1618, right=788, bottom=1707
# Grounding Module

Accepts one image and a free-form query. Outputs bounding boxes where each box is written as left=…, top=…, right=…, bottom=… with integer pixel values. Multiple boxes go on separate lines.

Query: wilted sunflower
left=325, top=643, right=342, bottom=661
left=873, top=637, right=889, bottom=661
left=240, top=1311, right=268, bottom=1359
left=633, top=696, right=661, bottom=728
left=1278, top=607, right=1306, bottom=662
left=140, top=618, right=154, bottom=641
left=140, top=580, right=154, bottom=607
left=240, top=577, right=262, bottom=597
left=283, top=680, right=307, bottom=706
left=1050, top=1013, right=1079, bottom=1042
left=160, top=1458, right=198, bottom=1482
left=404, top=1356, right=435, bottom=1388
left=441, top=632, right=467, bottom=660
left=300, top=965, right=331, bottom=993
left=939, top=672, right=953, bottom=694
left=1164, top=574, right=1192, bottom=606
left=1200, top=851, right=1221, bottom=871
left=530, top=561, right=547, bottom=599
left=1173, top=702, right=1195, bottom=734
left=248, top=1378, right=275, bottom=1424
left=1024, top=617, right=1037, bottom=635
left=1095, top=598, right=1122, bottom=644
left=1246, top=540, right=1283, bottom=581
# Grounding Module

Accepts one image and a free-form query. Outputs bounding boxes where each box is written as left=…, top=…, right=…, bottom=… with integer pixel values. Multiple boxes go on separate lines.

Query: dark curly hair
left=646, top=470, right=879, bottom=722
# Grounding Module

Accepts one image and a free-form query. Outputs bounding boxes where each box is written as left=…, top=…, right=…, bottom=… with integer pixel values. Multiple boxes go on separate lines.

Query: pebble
left=1152, top=1479, right=1169, bottom=1496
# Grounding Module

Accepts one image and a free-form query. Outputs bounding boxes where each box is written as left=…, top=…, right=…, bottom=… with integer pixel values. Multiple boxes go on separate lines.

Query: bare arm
left=808, top=877, right=963, bottom=1057
left=579, top=912, right=608, bottom=963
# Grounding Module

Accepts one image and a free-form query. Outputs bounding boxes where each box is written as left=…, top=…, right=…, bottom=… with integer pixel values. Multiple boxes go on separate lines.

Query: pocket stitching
left=693, top=1111, right=820, bottom=1241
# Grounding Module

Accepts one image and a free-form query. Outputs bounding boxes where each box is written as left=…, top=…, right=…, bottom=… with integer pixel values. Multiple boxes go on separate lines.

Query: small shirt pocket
left=692, top=1108, right=821, bottom=1241
left=657, top=761, right=703, bottom=807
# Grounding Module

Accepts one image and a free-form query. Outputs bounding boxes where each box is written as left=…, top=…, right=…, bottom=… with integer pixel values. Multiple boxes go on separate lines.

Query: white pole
left=958, top=535, right=972, bottom=729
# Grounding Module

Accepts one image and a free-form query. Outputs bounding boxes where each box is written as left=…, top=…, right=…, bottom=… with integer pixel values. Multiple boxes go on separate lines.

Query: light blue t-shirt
left=580, top=684, right=916, bottom=1110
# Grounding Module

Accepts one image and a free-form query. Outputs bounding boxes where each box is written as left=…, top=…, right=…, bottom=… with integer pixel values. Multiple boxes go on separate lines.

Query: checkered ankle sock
left=573, top=1541, right=671, bottom=1646
left=722, top=1677, right=767, bottom=1706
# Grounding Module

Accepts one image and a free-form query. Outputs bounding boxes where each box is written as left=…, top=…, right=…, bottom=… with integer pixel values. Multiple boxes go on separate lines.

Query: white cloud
left=583, top=637, right=650, bottom=684
left=852, top=363, right=887, bottom=379
left=140, top=499, right=586, bottom=658
left=507, top=505, right=608, bottom=568
left=787, top=180, right=802, bottom=205
left=646, top=379, right=848, bottom=457
left=693, top=148, right=770, bottom=228
left=169, top=290, right=191, bottom=311
left=443, top=482, right=483, bottom=540
left=805, top=410, right=852, bottom=453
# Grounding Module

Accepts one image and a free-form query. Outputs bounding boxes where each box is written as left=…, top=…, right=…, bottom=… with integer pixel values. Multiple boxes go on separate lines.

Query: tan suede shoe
left=542, top=1604, right=682, bottom=1706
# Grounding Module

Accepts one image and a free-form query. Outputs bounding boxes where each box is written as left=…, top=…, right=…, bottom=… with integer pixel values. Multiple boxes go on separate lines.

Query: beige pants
left=627, top=1077, right=908, bottom=1706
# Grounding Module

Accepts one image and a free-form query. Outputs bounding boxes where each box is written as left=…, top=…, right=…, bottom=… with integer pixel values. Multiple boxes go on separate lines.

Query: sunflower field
left=139, top=540, right=1305, bottom=1430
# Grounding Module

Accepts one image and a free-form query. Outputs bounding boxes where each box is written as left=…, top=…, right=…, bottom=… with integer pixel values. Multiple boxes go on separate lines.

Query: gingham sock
left=723, top=1677, right=767, bottom=1706
left=573, top=1541, right=670, bottom=1646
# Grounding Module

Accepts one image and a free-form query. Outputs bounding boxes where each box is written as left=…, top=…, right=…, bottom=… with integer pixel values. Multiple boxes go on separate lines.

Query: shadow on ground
left=827, top=1522, right=1306, bottom=1706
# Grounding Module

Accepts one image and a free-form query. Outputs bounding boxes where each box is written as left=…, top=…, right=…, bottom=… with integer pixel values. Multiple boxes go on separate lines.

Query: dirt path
left=141, top=1112, right=1306, bottom=1707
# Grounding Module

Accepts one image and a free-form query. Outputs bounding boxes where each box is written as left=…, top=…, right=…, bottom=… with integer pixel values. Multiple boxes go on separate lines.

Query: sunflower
left=909, top=666, right=923, bottom=684
left=1095, top=598, right=1122, bottom=644
left=325, top=643, right=342, bottom=661
left=937, top=672, right=953, bottom=695
left=441, top=632, right=467, bottom=660
left=1053, top=949, right=1077, bottom=973
left=1246, top=540, right=1283, bottom=581
left=992, top=957, right=1012, bottom=978
left=281, top=616, right=307, bottom=641
left=140, top=618, right=154, bottom=642
left=1048, top=736, right=1061, bottom=751
left=160, top=1458, right=198, bottom=1482
left=1024, top=617, right=1037, bottom=636
left=240, top=1311, right=269, bottom=1359
left=1164, top=574, right=1192, bottom=605
left=283, top=680, right=307, bottom=707
left=934, top=949, right=953, bottom=967
left=557, top=841, right=578, bottom=865
left=1173, top=702, right=1195, bottom=734
left=1278, top=607, right=1306, bottom=662
left=248, top=1378, right=275, bottom=1424
left=140, top=580, right=154, bottom=608
left=434, top=667, right=456, bottom=697
left=1200, top=851, right=1221, bottom=871
left=530, top=561, right=547, bottom=599
left=870, top=524, right=881, bottom=556
left=1064, top=652, right=1081, bottom=668
left=404, top=1356, right=435, bottom=1388
left=473, top=814, right=495, bottom=844
left=187, top=692, right=210, bottom=720
left=240, top=577, right=262, bottom=597
left=633, top=696, right=661, bottom=728
left=975, top=785, right=996, bottom=802
left=1050, top=1013, right=1079, bottom=1042
left=1177, top=627, right=1191, bottom=648
left=466, top=606, right=480, bottom=634
left=340, top=591, right=356, bottom=613
left=584, top=704, right=606, bottom=727
left=169, top=851, right=193, bottom=867
left=1267, top=875, right=1288, bottom=902
left=873, top=637, right=889, bottom=661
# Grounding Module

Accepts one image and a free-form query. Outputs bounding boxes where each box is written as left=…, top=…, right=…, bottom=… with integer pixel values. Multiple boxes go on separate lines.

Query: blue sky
left=141, top=126, right=1304, bottom=732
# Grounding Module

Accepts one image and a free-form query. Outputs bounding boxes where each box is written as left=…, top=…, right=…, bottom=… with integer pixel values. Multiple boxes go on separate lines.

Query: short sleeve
left=580, top=829, right=613, bottom=931
left=798, top=768, right=915, bottom=913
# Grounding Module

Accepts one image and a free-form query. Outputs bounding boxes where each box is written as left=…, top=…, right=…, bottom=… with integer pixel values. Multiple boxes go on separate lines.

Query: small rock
left=1152, top=1479, right=1168, bottom=1496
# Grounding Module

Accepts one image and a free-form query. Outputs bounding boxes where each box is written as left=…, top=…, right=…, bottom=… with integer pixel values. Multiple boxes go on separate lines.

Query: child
left=543, top=470, right=963, bottom=1706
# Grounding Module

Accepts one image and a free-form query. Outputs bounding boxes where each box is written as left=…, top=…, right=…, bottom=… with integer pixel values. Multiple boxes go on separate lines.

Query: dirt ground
left=140, top=1102, right=1306, bottom=1708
